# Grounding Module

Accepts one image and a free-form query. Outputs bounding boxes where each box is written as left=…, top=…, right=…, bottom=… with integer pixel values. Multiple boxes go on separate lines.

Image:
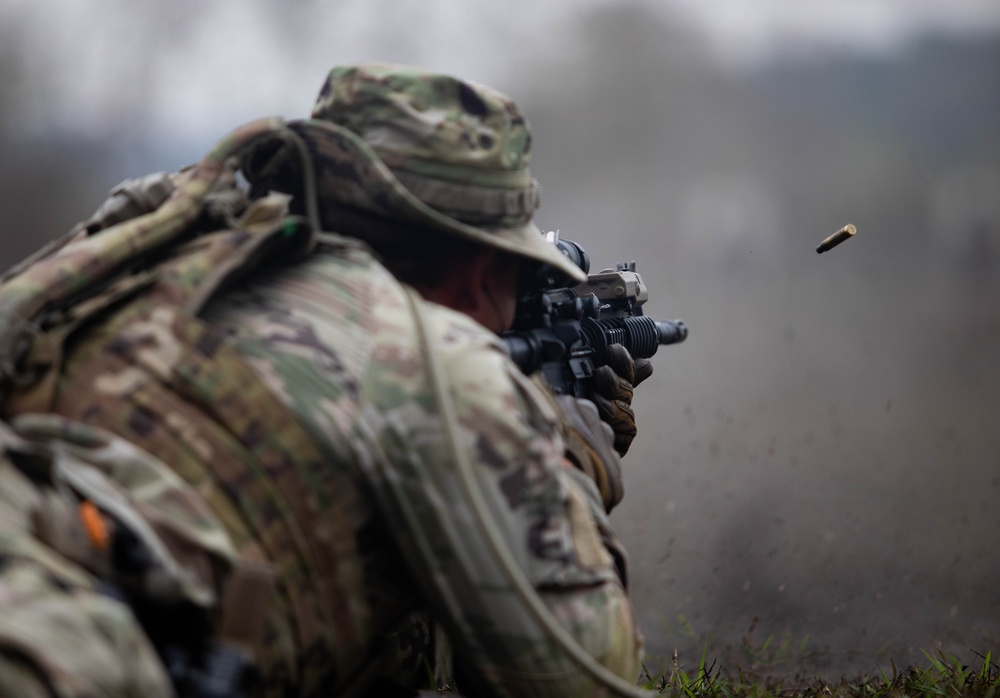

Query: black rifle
left=502, top=236, right=688, bottom=398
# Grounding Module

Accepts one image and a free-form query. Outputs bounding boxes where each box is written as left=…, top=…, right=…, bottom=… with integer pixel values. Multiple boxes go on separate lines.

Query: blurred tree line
left=2, top=2, right=997, bottom=287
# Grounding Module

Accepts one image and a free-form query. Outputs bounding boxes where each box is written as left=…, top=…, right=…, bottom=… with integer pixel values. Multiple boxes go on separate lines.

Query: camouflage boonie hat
left=298, top=63, right=586, bottom=283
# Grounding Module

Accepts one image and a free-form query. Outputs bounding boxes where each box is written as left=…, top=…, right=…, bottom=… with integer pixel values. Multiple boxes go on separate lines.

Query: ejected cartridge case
left=816, top=224, right=856, bottom=253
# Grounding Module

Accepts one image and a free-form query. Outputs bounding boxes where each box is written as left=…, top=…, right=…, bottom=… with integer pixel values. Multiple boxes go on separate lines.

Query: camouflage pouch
left=8, top=413, right=244, bottom=608
left=0, top=414, right=250, bottom=696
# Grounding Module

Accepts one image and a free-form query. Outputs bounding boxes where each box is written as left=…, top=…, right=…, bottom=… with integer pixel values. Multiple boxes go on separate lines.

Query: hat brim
left=285, top=119, right=587, bottom=284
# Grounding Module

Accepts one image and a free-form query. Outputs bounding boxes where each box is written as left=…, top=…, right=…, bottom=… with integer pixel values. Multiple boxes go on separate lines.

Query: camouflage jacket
left=0, top=224, right=642, bottom=697
left=200, top=237, right=644, bottom=696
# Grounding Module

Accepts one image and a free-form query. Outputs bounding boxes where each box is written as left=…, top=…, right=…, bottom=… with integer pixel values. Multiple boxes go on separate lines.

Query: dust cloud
left=1, top=1, right=997, bottom=680
left=522, top=6, right=1000, bottom=677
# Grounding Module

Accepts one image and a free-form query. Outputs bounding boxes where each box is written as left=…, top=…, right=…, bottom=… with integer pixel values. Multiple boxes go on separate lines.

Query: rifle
left=502, top=234, right=688, bottom=398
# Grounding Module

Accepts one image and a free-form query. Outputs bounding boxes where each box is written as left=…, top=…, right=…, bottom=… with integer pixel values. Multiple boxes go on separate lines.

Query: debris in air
left=816, top=224, right=856, bottom=254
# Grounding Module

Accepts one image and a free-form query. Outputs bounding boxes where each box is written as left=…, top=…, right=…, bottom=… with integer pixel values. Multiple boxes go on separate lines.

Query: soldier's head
left=256, top=63, right=584, bottom=332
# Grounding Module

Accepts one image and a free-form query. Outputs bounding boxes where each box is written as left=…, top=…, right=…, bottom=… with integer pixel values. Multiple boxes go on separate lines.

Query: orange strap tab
left=78, top=500, right=109, bottom=550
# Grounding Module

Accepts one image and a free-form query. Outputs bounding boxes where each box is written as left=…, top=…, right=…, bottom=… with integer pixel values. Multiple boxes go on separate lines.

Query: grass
left=637, top=648, right=1000, bottom=697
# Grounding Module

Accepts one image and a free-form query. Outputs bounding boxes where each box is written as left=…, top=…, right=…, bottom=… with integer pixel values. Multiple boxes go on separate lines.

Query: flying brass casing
left=816, top=224, right=857, bottom=253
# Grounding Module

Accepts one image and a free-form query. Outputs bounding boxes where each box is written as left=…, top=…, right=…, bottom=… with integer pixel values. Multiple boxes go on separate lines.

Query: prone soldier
left=0, top=64, right=661, bottom=697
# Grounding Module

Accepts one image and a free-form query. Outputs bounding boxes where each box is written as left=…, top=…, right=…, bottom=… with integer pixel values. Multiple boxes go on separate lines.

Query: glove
left=556, top=395, right=624, bottom=512
left=591, top=344, right=653, bottom=456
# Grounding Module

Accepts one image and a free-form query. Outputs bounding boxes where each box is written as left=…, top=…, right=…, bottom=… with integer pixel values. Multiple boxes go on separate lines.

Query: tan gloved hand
left=556, top=395, right=624, bottom=512
left=591, top=344, right=653, bottom=456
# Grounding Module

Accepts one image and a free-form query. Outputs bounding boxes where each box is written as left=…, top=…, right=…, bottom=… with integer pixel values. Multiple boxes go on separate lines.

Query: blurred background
left=2, top=0, right=998, bottom=680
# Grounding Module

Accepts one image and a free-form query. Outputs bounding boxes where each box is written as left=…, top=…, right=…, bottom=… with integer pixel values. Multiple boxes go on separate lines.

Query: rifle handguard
left=502, top=239, right=687, bottom=399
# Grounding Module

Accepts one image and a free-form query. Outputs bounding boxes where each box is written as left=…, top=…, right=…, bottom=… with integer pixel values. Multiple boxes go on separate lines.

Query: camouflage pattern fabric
left=0, top=62, right=643, bottom=697
left=201, top=241, right=644, bottom=696
left=0, top=419, right=176, bottom=698
left=313, top=65, right=536, bottom=196
left=0, top=118, right=287, bottom=403
left=1, top=202, right=430, bottom=694
left=294, top=63, right=587, bottom=284
left=44, top=234, right=415, bottom=695
left=0, top=221, right=641, bottom=696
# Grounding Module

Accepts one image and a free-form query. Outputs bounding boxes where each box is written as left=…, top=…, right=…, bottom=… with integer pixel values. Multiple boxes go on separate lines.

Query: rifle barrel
left=655, top=319, right=688, bottom=346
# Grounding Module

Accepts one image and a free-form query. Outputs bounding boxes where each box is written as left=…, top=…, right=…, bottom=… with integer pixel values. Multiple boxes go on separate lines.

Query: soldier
left=0, top=64, right=649, bottom=696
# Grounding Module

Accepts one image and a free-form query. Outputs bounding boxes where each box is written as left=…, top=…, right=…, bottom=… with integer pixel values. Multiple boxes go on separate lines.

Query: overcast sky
left=672, top=0, right=1000, bottom=60
left=4, top=0, right=999, bottom=147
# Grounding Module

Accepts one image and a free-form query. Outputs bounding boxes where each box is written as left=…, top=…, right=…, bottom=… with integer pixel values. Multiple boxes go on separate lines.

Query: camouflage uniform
left=0, top=64, right=643, bottom=697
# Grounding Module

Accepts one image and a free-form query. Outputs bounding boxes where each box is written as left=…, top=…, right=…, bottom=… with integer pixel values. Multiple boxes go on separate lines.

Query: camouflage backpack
left=0, top=117, right=360, bottom=694
left=0, top=117, right=320, bottom=412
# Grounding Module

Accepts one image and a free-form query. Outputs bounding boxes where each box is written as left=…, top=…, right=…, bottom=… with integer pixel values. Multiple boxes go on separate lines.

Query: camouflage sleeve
left=360, top=299, right=643, bottom=697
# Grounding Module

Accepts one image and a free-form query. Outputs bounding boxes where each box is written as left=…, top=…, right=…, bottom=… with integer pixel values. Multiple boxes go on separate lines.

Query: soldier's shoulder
left=424, top=300, right=501, bottom=351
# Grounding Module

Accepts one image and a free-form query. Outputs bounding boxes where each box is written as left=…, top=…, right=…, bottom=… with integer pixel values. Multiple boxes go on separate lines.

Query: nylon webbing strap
left=394, top=171, right=540, bottom=221
left=0, top=117, right=288, bottom=405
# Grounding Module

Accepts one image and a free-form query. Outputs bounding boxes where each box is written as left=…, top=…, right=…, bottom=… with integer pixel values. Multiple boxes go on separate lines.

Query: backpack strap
left=0, top=196, right=314, bottom=417
left=0, top=117, right=290, bottom=408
